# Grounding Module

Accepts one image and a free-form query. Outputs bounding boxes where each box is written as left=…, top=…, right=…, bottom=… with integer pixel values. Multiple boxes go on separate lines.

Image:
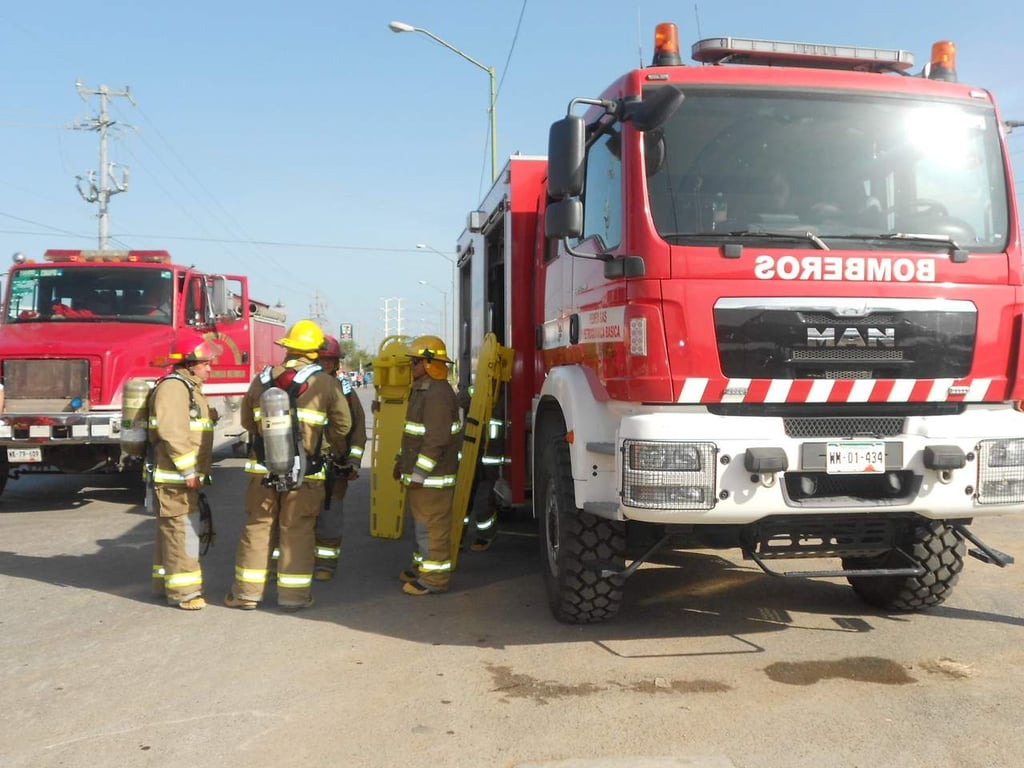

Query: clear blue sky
left=2, top=1, right=1022, bottom=353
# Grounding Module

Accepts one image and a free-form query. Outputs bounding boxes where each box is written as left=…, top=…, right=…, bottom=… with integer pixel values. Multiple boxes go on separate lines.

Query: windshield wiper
left=824, top=233, right=969, bottom=261
left=724, top=230, right=830, bottom=250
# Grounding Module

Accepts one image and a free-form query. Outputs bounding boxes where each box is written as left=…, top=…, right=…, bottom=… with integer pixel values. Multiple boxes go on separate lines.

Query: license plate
left=7, top=447, right=43, bottom=463
left=825, top=441, right=885, bottom=474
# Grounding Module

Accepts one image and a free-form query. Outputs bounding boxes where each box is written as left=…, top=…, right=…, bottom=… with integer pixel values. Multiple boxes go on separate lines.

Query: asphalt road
left=3, top=393, right=1024, bottom=768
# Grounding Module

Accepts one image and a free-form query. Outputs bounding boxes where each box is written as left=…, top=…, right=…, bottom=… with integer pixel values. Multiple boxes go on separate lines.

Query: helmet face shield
left=192, top=339, right=223, bottom=363
left=170, top=331, right=222, bottom=365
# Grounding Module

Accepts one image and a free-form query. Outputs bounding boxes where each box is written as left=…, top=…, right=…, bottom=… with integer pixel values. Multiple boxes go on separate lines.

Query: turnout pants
left=231, top=475, right=323, bottom=608
left=314, top=475, right=350, bottom=575
left=407, top=485, right=455, bottom=591
left=151, top=485, right=203, bottom=604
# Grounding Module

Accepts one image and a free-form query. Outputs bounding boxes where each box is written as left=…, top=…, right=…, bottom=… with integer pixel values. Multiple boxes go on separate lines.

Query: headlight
left=622, top=440, right=717, bottom=510
left=985, top=438, right=1024, bottom=468
left=626, top=441, right=702, bottom=472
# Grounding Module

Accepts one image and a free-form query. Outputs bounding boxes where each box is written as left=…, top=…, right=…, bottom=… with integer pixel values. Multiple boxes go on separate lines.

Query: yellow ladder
left=369, top=335, right=412, bottom=538
left=450, top=333, right=514, bottom=568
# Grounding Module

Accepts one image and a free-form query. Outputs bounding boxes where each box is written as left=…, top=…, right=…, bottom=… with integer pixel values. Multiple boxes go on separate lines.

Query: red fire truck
left=456, top=25, right=1023, bottom=623
left=0, top=249, right=285, bottom=495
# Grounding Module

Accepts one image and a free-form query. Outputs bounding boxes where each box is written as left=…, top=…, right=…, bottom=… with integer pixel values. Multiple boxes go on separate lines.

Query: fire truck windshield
left=6, top=266, right=174, bottom=324
left=644, top=88, right=1009, bottom=251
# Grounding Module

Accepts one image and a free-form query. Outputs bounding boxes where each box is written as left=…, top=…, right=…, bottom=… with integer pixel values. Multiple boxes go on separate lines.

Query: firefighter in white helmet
left=225, top=319, right=351, bottom=611
left=148, top=330, right=221, bottom=610
left=395, top=335, right=461, bottom=595
left=313, top=335, right=367, bottom=581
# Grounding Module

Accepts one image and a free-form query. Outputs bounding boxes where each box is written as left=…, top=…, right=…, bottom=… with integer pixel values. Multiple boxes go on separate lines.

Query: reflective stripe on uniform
left=402, top=472, right=456, bottom=488
left=165, top=570, right=202, bottom=588
left=315, top=545, right=340, bottom=560
left=415, top=453, right=436, bottom=472
left=152, top=565, right=166, bottom=579
left=296, top=408, right=327, bottom=426
left=152, top=468, right=210, bottom=485
left=404, top=421, right=426, bottom=436
left=172, top=450, right=198, bottom=472
left=450, top=420, right=461, bottom=435
left=244, top=460, right=268, bottom=474
left=476, top=513, right=497, bottom=531
left=419, top=558, right=452, bottom=573
left=349, top=446, right=364, bottom=458
left=278, top=573, right=313, bottom=588
left=236, top=566, right=269, bottom=584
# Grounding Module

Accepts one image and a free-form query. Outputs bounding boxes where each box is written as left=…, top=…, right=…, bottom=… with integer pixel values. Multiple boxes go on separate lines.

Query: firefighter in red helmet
left=313, top=335, right=367, bottom=580
left=395, top=335, right=460, bottom=595
left=225, top=319, right=351, bottom=612
left=148, top=330, right=221, bottom=610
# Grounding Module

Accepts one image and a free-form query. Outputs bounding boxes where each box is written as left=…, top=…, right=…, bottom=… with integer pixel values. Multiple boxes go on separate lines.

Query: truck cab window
left=581, top=131, right=623, bottom=251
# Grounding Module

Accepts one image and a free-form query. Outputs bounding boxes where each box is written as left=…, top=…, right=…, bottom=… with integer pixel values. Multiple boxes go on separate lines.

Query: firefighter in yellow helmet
left=225, top=319, right=351, bottom=611
left=313, top=335, right=367, bottom=581
left=395, top=335, right=461, bottom=595
left=148, top=330, right=221, bottom=610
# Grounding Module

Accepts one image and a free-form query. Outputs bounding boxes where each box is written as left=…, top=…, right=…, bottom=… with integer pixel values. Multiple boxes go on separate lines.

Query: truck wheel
left=843, top=520, right=965, bottom=611
left=537, top=434, right=626, bottom=624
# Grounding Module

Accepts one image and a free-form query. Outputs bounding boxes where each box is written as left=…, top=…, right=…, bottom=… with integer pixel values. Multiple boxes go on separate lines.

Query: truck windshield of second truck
left=645, top=88, right=1008, bottom=252
left=6, top=267, right=174, bottom=324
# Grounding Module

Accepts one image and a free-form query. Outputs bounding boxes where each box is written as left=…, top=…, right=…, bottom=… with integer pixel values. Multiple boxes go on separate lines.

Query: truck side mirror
left=545, top=198, right=583, bottom=240
left=547, top=116, right=585, bottom=199
left=209, top=276, right=230, bottom=317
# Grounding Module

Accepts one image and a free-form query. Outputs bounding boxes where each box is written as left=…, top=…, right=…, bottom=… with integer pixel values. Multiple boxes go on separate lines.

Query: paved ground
left=3, top=393, right=1024, bottom=768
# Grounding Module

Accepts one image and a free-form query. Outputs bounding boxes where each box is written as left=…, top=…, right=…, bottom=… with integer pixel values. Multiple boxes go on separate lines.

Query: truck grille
left=713, top=297, right=975, bottom=380
left=783, top=416, right=905, bottom=439
left=2, top=359, right=90, bottom=412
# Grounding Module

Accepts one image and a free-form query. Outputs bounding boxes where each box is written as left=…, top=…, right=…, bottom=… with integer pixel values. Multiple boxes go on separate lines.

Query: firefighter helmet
left=319, top=335, right=343, bottom=360
left=170, top=330, right=222, bottom=364
left=276, top=319, right=324, bottom=354
left=407, top=335, right=452, bottom=364
left=408, top=335, right=452, bottom=381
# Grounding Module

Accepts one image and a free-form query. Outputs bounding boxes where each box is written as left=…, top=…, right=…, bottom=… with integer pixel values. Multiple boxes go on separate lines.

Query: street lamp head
left=415, top=243, right=427, bottom=249
left=388, top=20, right=415, bottom=33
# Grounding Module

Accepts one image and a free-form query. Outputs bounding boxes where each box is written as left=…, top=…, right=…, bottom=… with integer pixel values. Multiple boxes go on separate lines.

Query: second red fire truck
left=456, top=25, right=1023, bottom=623
left=0, top=249, right=284, bottom=495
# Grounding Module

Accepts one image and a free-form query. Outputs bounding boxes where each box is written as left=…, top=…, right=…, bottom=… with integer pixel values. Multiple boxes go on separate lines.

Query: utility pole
left=382, top=297, right=404, bottom=338
left=310, top=289, right=329, bottom=329
left=72, top=82, right=135, bottom=250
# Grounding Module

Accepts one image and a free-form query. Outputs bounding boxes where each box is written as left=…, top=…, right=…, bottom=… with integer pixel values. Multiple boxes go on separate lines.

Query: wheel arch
left=534, top=365, right=622, bottom=513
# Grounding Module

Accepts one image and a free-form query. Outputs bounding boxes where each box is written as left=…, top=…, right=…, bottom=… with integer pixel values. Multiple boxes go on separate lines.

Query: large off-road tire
left=536, top=434, right=626, bottom=624
left=843, top=520, right=965, bottom=611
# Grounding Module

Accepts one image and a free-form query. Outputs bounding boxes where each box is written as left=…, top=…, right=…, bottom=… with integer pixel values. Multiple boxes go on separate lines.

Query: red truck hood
left=0, top=322, right=176, bottom=406
left=0, top=321, right=174, bottom=360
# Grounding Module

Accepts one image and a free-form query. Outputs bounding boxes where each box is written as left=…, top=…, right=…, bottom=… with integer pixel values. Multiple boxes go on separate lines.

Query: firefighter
left=395, top=335, right=460, bottom=595
left=313, top=335, right=367, bottom=581
left=224, top=319, right=351, bottom=612
left=148, top=330, right=221, bottom=610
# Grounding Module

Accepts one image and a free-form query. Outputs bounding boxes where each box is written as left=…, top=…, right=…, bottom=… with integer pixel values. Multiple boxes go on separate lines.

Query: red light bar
left=691, top=36, right=915, bottom=73
left=43, top=249, right=172, bottom=264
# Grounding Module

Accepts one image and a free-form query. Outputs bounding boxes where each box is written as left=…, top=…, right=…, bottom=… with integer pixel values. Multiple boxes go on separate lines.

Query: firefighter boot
left=224, top=593, right=258, bottom=610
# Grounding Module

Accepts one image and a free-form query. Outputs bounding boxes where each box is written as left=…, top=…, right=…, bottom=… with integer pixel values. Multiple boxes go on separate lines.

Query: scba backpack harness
left=144, top=372, right=215, bottom=553
left=254, top=363, right=326, bottom=492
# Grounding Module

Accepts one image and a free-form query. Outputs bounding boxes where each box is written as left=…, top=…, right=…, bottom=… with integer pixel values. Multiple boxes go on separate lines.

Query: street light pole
left=418, top=281, right=448, bottom=354
left=417, top=243, right=457, bottom=362
left=388, top=20, right=498, bottom=183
